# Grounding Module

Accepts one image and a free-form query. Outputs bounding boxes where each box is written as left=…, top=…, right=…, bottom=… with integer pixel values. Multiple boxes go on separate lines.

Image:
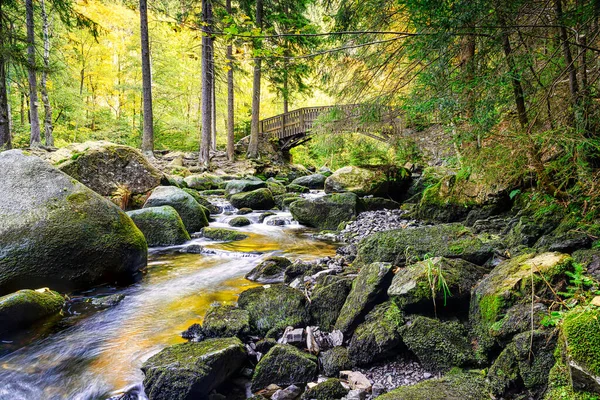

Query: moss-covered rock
left=258, top=211, right=277, bottom=223
left=182, top=188, right=221, bottom=215
left=355, top=223, right=495, bottom=266
left=349, top=301, right=404, bottom=366
left=286, top=183, right=310, bottom=193
left=0, top=150, right=147, bottom=295
left=291, top=174, right=326, bottom=190
left=144, top=186, right=209, bottom=233
left=290, top=192, right=365, bottom=231
left=225, top=180, right=267, bottom=197
left=301, top=378, right=349, bottom=399
left=202, top=227, right=248, bottom=241
left=238, top=285, right=309, bottom=336
left=266, top=181, right=286, bottom=197
left=388, top=257, right=487, bottom=314
left=284, top=260, right=313, bottom=284
left=325, top=165, right=410, bottom=197
left=142, top=338, right=247, bottom=400
left=230, top=188, right=275, bottom=210
left=245, top=257, right=292, bottom=284
left=127, top=206, right=190, bottom=246
left=470, top=252, right=573, bottom=358
left=401, top=316, right=475, bottom=371
left=363, top=197, right=401, bottom=211
left=202, top=304, right=250, bottom=339
left=275, top=194, right=302, bottom=209
left=544, top=358, right=599, bottom=400
left=237, top=207, right=253, bottom=215
left=488, top=302, right=547, bottom=342
left=0, top=288, right=65, bottom=333
left=335, top=262, right=394, bottom=334
left=183, top=174, right=224, bottom=191
left=45, top=140, right=163, bottom=196
left=251, top=344, right=318, bottom=391
left=377, top=369, right=489, bottom=400
left=320, top=346, right=352, bottom=378
left=229, top=216, right=252, bottom=227
left=309, top=277, right=352, bottom=331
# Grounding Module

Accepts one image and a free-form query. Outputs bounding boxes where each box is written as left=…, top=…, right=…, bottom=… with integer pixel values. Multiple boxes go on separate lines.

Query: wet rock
left=142, top=337, right=247, bottom=400
left=275, top=194, right=302, bottom=209
left=258, top=211, right=277, bottom=223
left=286, top=183, right=310, bottom=193
left=181, top=323, right=204, bottom=342
left=202, top=227, right=248, bottom=241
left=225, top=179, right=267, bottom=197
left=202, top=304, right=250, bottom=339
left=284, top=261, right=313, bottom=284
left=144, top=186, right=209, bottom=233
left=376, top=370, right=488, bottom=399
left=401, top=316, right=475, bottom=372
left=184, top=174, right=224, bottom=190
left=251, top=344, right=318, bottom=391
left=302, top=378, right=349, bottom=399
left=127, top=206, right=190, bottom=246
left=355, top=223, right=495, bottom=266
left=535, top=231, right=592, bottom=253
left=230, top=188, right=275, bottom=210
left=488, top=302, right=547, bottom=343
left=309, top=277, right=352, bottom=331
left=266, top=181, right=287, bottom=197
left=362, top=197, right=401, bottom=211
left=238, top=285, right=309, bottom=336
left=181, top=188, right=221, bottom=215
left=290, top=192, right=365, bottom=231
left=246, top=257, right=292, bottom=284
left=348, top=302, right=404, bottom=366
left=237, top=207, right=253, bottom=215
left=255, top=338, right=277, bottom=354
left=271, top=385, right=302, bottom=400
left=325, top=166, right=410, bottom=197
left=291, top=174, right=327, bottom=190
left=0, top=288, right=65, bottom=333
left=335, top=262, right=394, bottom=334
left=229, top=216, right=252, bottom=227
left=504, top=214, right=562, bottom=249
left=0, top=150, right=147, bottom=295
left=320, top=347, right=352, bottom=377
left=340, top=370, right=372, bottom=391
left=90, top=293, right=125, bottom=308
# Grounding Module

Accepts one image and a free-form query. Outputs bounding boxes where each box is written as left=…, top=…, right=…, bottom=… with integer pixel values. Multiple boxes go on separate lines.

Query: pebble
left=355, top=356, right=435, bottom=391
left=336, top=210, right=422, bottom=244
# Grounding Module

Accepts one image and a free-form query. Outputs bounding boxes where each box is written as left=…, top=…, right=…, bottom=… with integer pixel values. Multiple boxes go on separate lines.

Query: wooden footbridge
left=258, top=104, right=403, bottom=150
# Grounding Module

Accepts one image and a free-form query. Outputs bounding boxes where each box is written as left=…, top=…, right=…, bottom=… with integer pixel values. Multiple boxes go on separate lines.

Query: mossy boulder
left=320, top=346, right=352, bottom=377
left=230, top=188, right=275, bottom=210
left=488, top=302, right=548, bottom=343
left=301, top=378, right=349, bottom=399
left=284, top=260, right=313, bottom=284
left=469, top=252, right=573, bottom=358
left=266, top=181, right=286, bottom=196
left=245, top=257, right=292, bottom=284
left=0, top=150, right=147, bottom=295
left=144, top=186, right=209, bottom=233
left=291, top=174, right=327, bottom=190
left=290, top=192, right=365, bottom=231
left=377, top=369, right=489, bottom=400
left=182, top=188, right=221, bottom=215
left=225, top=180, right=267, bottom=197
left=202, top=304, right=250, bottom=339
left=363, top=197, right=401, bottom=211
left=45, top=140, right=163, bottom=196
left=325, top=165, right=410, bottom=197
left=275, top=194, right=302, bottom=209
left=309, top=277, right=352, bottom=331
left=0, top=288, right=65, bottom=333
left=238, top=285, right=309, bottom=336
left=251, top=344, right=318, bottom=391
left=401, top=316, right=475, bottom=371
left=335, top=262, right=394, bottom=334
left=229, top=216, right=252, bottom=227
left=126, top=206, right=190, bottom=246
left=202, top=227, right=248, bottom=241
left=183, top=174, right=223, bottom=190
left=141, top=338, right=247, bottom=400
left=355, top=223, right=495, bottom=266
left=388, top=257, right=488, bottom=314
left=349, top=301, right=404, bottom=366
left=286, top=183, right=310, bottom=193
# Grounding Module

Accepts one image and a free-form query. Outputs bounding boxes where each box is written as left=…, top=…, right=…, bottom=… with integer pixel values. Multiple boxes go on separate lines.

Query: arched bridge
left=258, top=104, right=403, bottom=150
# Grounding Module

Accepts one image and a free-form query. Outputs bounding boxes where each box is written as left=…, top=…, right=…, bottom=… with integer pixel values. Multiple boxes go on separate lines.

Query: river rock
left=377, top=370, right=488, bottom=399
left=355, top=223, right=495, bottom=266
left=0, top=150, right=147, bottom=295
left=202, top=304, right=250, bottom=339
left=229, top=216, right=252, bottom=227
left=45, top=141, right=163, bottom=196
left=225, top=180, right=267, bottom=197
left=238, top=285, right=309, bottom=336
left=291, top=174, right=326, bottom=189
left=286, top=183, right=310, bottom=193
left=335, top=262, right=394, bottom=334
left=301, top=378, right=349, bottom=399
left=126, top=206, right=190, bottom=246
left=324, top=166, right=410, bottom=197
left=363, top=197, right=401, bottom=211
left=348, top=302, right=404, bottom=366
left=251, top=344, right=318, bottom=391
left=290, top=192, right=365, bottom=231
left=0, top=288, right=65, bottom=333
left=143, top=186, right=209, bottom=233
left=230, top=188, right=275, bottom=210
left=202, top=227, right=248, bottom=241
left=320, top=347, right=352, bottom=377
left=266, top=181, right=287, bottom=197
left=246, top=257, right=292, bottom=284
left=183, top=174, right=223, bottom=190
left=182, top=188, right=221, bottom=215
left=309, top=277, right=352, bottom=331
left=142, top=337, right=247, bottom=400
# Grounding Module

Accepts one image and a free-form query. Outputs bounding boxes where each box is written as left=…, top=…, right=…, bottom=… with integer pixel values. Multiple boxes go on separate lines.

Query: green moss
left=245, top=257, right=292, bottom=283
left=202, top=304, right=250, bottom=338
left=320, top=346, right=352, bottom=377
left=229, top=216, right=251, bottom=227
left=127, top=206, right=191, bottom=246
left=230, top=188, right=275, bottom=210
left=202, top=227, right=248, bottom=241
left=301, top=378, right=349, bottom=400
left=0, top=289, right=65, bottom=332
left=182, top=188, right=220, bottom=215
left=309, top=277, right=352, bottom=331
left=251, top=344, right=317, bottom=391
left=544, top=359, right=600, bottom=400
left=562, top=308, right=600, bottom=377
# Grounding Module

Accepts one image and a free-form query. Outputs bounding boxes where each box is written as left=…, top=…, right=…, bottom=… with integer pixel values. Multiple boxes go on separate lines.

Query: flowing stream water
left=0, top=197, right=338, bottom=400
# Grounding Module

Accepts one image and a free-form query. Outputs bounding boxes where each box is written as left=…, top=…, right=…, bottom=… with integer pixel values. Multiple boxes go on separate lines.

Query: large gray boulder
left=143, top=186, right=209, bottom=233
left=291, top=174, right=326, bottom=189
left=324, top=165, right=410, bottom=197
left=44, top=141, right=163, bottom=196
left=126, top=206, right=190, bottom=246
left=251, top=344, right=318, bottom=391
left=0, top=150, right=147, bottom=295
left=225, top=179, right=267, bottom=197
left=289, top=192, right=364, bottom=231
left=229, top=188, right=275, bottom=210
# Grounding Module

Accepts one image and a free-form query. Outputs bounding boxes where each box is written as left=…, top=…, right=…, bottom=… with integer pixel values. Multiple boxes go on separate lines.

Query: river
left=0, top=199, right=338, bottom=400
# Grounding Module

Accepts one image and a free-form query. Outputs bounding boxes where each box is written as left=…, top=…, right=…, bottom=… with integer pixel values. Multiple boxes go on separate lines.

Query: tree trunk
left=40, top=0, right=53, bottom=147
left=140, top=0, right=154, bottom=153
left=226, top=0, right=235, bottom=161
left=555, top=0, right=579, bottom=106
left=26, top=0, right=41, bottom=147
left=0, top=1, right=10, bottom=149
left=247, top=0, right=263, bottom=159
left=283, top=60, right=289, bottom=114
left=199, top=0, right=213, bottom=167
left=211, top=54, right=216, bottom=151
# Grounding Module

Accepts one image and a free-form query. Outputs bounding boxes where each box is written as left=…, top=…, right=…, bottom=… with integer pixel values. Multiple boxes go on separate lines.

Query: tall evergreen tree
left=140, top=0, right=154, bottom=153
left=26, top=0, right=42, bottom=147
